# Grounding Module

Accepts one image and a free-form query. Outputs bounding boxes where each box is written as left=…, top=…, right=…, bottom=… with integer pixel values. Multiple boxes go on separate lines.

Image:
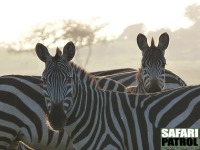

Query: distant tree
left=4, top=18, right=110, bottom=67
left=118, top=23, right=145, bottom=41
left=184, top=3, right=200, bottom=22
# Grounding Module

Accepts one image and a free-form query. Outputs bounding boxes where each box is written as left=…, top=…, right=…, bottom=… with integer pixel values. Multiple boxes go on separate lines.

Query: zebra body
left=35, top=41, right=197, bottom=150
left=94, top=69, right=186, bottom=88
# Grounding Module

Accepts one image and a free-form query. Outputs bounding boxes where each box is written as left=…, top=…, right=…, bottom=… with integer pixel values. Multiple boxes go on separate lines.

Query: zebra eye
left=162, top=63, right=166, bottom=68
left=45, top=99, right=52, bottom=112
left=42, top=77, right=46, bottom=82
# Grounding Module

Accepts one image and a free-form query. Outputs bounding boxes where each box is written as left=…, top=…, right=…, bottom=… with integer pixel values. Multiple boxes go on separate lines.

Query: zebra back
left=94, top=69, right=186, bottom=88
left=90, top=68, right=136, bottom=76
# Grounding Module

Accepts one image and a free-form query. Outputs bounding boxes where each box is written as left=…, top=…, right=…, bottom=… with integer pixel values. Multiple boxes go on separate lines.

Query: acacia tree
left=184, top=3, right=200, bottom=22
left=5, top=19, right=109, bottom=67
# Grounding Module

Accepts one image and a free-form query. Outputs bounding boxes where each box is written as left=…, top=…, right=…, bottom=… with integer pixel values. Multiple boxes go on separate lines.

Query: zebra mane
left=71, top=62, right=99, bottom=89
left=151, top=38, right=155, bottom=47
left=52, top=48, right=62, bottom=62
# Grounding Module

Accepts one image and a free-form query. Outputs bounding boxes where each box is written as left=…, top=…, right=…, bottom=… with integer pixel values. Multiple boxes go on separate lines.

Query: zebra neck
left=66, top=63, right=100, bottom=123
left=66, top=79, right=102, bottom=139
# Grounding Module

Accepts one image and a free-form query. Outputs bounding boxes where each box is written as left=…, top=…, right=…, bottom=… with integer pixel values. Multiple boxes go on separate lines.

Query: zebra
left=0, top=74, right=126, bottom=149
left=130, top=32, right=170, bottom=93
left=92, top=32, right=186, bottom=93
left=35, top=41, right=200, bottom=149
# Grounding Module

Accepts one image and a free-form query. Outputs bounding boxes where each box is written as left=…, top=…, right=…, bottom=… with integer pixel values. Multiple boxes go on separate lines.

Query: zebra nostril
left=45, top=99, right=52, bottom=112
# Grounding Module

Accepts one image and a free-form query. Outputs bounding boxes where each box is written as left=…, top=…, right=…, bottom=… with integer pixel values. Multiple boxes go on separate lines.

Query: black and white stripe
left=36, top=41, right=198, bottom=150
left=91, top=68, right=135, bottom=76
left=0, top=75, right=73, bottom=150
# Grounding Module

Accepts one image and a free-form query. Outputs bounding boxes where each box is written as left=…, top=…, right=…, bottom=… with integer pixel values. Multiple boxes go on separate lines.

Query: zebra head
left=137, top=32, right=169, bottom=93
left=35, top=42, right=75, bottom=130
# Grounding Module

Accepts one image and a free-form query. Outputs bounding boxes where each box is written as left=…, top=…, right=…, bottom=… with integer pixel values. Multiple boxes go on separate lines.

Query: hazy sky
left=0, top=0, right=200, bottom=41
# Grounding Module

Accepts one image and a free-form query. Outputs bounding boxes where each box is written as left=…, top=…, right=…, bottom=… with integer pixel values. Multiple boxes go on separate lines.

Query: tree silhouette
left=184, top=3, right=200, bottom=22
left=4, top=19, right=109, bottom=67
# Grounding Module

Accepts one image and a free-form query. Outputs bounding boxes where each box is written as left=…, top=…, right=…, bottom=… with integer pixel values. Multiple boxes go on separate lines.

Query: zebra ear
left=137, top=33, right=149, bottom=52
left=158, top=32, right=169, bottom=51
left=63, top=41, right=75, bottom=61
left=35, top=43, right=51, bottom=62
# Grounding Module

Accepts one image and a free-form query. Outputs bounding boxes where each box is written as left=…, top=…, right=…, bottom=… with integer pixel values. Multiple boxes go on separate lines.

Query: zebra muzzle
left=48, top=103, right=67, bottom=131
left=148, top=80, right=162, bottom=93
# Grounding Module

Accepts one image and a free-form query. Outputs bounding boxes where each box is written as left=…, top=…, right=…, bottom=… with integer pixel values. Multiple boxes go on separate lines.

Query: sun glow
left=0, top=0, right=199, bottom=41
